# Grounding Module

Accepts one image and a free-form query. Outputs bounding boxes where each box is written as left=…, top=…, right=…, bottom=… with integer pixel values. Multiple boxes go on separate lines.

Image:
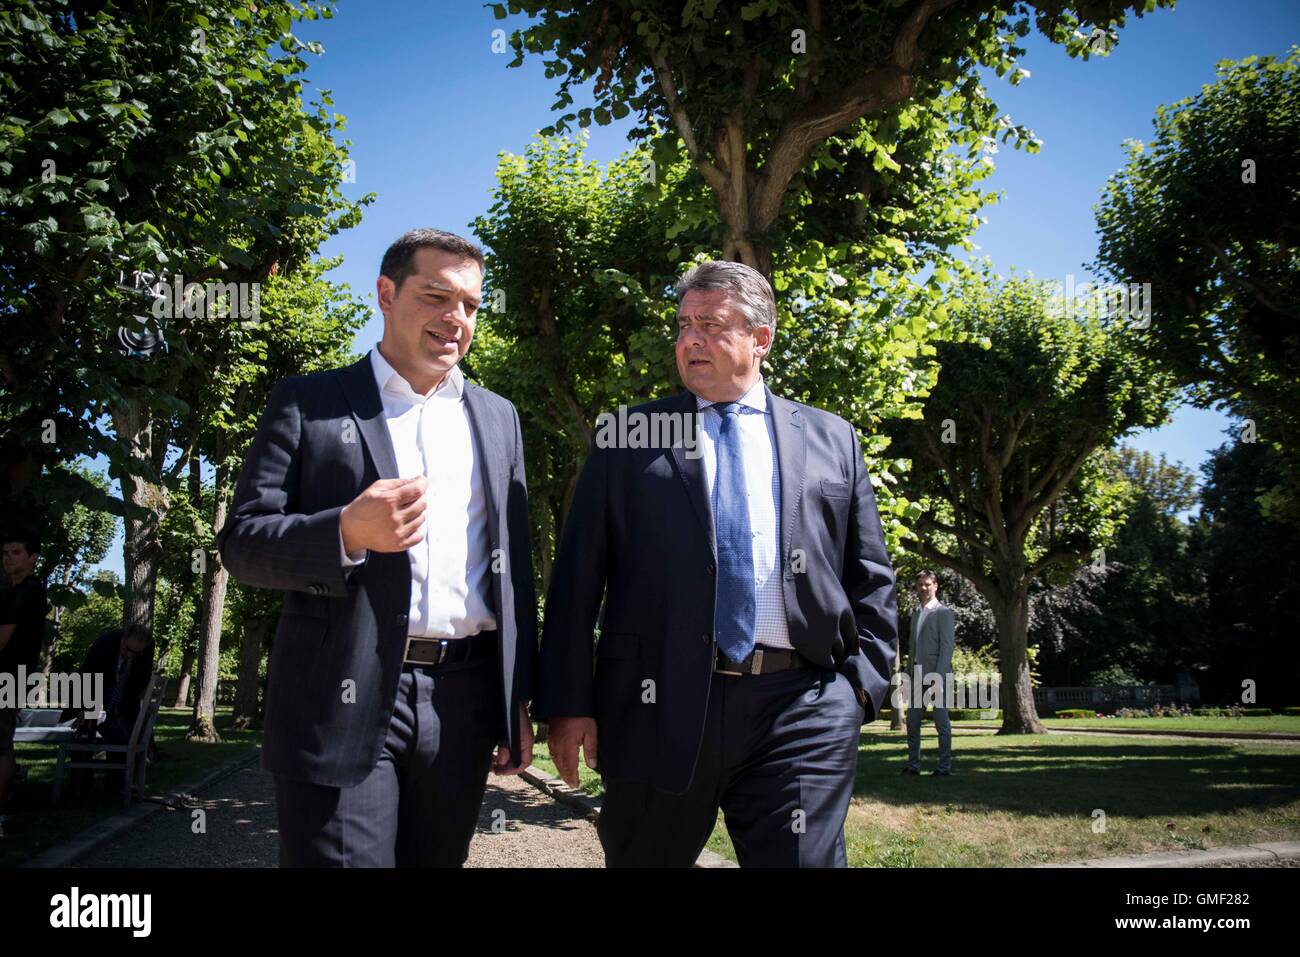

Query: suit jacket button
left=396, top=613, right=408, bottom=627
left=702, top=632, right=712, bottom=644
left=706, top=562, right=716, bottom=576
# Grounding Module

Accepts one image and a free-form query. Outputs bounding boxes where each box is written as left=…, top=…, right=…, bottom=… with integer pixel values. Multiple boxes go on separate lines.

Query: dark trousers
left=597, top=665, right=864, bottom=867
left=273, top=654, right=501, bottom=867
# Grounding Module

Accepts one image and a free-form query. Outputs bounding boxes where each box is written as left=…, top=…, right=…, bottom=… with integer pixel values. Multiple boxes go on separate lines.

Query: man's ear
left=754, top=323, right=774, bottom=358
left=376, top=275, right=396, bottom=318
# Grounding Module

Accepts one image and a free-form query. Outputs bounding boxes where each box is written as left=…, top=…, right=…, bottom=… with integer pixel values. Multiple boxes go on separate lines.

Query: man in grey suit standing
left=903, top=570, right=955, bottom=776
left=219, top=228, right=536, bottom=866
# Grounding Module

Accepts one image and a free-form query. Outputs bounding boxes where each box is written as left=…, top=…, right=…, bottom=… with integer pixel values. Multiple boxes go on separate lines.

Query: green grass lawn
left=1, top=707, right=260, bottom=867
left=530, top=725, right=1300, bottom=866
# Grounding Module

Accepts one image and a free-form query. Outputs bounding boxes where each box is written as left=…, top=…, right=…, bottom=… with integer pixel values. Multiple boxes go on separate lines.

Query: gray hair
left=674, top=260, right=776, bottom=332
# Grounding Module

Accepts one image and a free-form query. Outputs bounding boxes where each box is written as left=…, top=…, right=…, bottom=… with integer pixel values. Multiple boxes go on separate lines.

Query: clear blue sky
left=93, top=0, right=1300, bottom=576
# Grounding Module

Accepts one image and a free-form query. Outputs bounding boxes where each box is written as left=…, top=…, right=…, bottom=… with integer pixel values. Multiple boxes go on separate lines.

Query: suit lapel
left=669, top=392, right=715, bottom=557
left=339, top=353, right=399, bottom=480
left=767, top=387, right=805, bottom=574
left=462, top=381, right=504, bottom=534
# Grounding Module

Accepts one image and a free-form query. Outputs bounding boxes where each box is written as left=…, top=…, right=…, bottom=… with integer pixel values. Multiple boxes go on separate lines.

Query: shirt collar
left=694, top=378, right=768, bottom=413
left=369, top=346, right=464, bottom=403
left=922, top=597, right=940, bottom=610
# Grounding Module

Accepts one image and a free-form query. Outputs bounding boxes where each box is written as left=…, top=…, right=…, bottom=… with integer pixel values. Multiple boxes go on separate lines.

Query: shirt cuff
left=339, top=525, right=367, bottom=567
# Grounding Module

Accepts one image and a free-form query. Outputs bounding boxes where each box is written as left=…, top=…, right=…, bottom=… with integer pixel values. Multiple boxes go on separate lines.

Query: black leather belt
left=715, top=644, right=810, bottom=676
left=403, top=630, right=496, bottom=668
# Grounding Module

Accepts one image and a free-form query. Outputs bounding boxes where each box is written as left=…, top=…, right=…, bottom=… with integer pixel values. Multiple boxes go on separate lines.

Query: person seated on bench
left=68, top=625, right=154, bottom=796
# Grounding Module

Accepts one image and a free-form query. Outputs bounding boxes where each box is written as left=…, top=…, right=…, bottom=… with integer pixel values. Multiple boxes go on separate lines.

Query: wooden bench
left=50, top=670, right=167, bottom=808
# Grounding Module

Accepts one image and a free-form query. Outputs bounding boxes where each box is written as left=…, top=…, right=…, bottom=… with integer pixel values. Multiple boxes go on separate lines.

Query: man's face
left=120, top=638, right=147, bottom=659
left=675, top=289, right=772, bottom=403
left=376, top=247, right=483, bottom=394
left=914, top=577, right=938, bottom=604
left=2, top=542, right=35, bottom=579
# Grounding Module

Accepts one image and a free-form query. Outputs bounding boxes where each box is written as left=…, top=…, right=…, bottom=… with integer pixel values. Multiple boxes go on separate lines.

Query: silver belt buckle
left=403, top=636, right=448, bottom=666
left=750, top=648, right=765, bottom=675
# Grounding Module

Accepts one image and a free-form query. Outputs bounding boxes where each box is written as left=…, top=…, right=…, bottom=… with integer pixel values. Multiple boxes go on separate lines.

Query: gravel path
left=74, top=761, right=602, bottom=868
left=468, top=772, right=603, bottom=868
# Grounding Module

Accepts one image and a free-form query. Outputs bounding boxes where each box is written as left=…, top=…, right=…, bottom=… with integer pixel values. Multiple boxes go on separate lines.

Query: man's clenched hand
left=340, top=476, right=427, bottom=554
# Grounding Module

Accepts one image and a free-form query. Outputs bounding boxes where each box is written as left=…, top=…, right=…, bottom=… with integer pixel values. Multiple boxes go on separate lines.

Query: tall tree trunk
left=189, top=473, right=230, bottom=743
left=171, top=644, right=196, bottom=709
left=114, top=403, right=168, bottom=637
left=991, top=590, right=1045, bottom=733
left=537, top=493, right=556, bottom=591
left=41, top=565, right=71, bottom=674
left=231, top=616, right=270, bottom=730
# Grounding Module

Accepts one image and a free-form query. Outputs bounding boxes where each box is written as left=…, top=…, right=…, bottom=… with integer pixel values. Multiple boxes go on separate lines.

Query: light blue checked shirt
left=694, top=379, right=792, bottom=651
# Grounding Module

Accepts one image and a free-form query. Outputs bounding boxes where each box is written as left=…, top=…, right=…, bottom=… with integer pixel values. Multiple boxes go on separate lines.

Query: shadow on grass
left=854, top=730, right=1300, bottom=819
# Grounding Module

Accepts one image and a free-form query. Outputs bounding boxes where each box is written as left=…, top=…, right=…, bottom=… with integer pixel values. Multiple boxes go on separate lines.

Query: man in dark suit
left=535, top=260, right=898, bottom=867
left=68, top=624, right=155, bottom=795
left=219, top=228, right=537, bottom=867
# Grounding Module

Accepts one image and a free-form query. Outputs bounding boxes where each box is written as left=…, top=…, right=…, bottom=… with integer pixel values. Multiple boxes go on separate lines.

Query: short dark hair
left=3, top=529, right=40, bottom=556
left=915, top=570, right=938, bottom=585
left=380, top=228, right=484, bottom=293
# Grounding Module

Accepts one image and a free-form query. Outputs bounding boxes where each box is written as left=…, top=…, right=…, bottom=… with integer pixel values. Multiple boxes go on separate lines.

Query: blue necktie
left=712, top=402, right=756, bottom=663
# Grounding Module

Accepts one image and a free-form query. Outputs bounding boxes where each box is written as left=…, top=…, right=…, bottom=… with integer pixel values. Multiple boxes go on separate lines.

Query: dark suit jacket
left=217, top=355, right=537, bottom=788
left=79, top=628, right=154, bottom=739
left=534, top=386, right=897, bottom=794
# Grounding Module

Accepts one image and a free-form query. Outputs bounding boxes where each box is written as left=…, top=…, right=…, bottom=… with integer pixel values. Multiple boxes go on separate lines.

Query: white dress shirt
left=339, top=347, right=496, bottom=639
left=913, top=595, right=939, bottom=639
left=694, top=378, right=792, bottom=651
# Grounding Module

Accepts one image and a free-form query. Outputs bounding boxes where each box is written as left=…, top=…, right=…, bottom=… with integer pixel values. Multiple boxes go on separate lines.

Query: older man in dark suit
left=219, top=228, right=536, bottom=867
left=535, top=260, right=897, bottom=867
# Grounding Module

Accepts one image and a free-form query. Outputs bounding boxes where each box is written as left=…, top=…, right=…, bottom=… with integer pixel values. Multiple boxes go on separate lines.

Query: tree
left=39, top=463, right=116, bottom=669
left=50, top=571, right=122, bottom=673
left=497, top=0, right=1170, bottom=277
left=1033, top=446, right=1207, bottom=688
left=884, top=271, right=1177, bottom=732
left=1093, top=47, right=1300, bottom=527
left=0, top=0, right=369, bottom=659
left=186, top=256, right=366, bottom=742
left=474, top=95, right=1023, bottom=576
left=1189, top=435, right=1300, bottom=706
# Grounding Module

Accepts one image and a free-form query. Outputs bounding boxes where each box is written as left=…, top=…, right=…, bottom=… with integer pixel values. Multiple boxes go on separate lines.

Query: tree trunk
left=537, top=493, right=556, bottom=592
left=114, top=402, right=168, bottom=637
left=172, top=645, right=196, bottom=709
left=991, top=590, right=1046, bottom=733
left=189, top=478, right=231, bottom=743
left=41, top=571, right=68, bottom=675
left=231, top=616, right=270, bottom=730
